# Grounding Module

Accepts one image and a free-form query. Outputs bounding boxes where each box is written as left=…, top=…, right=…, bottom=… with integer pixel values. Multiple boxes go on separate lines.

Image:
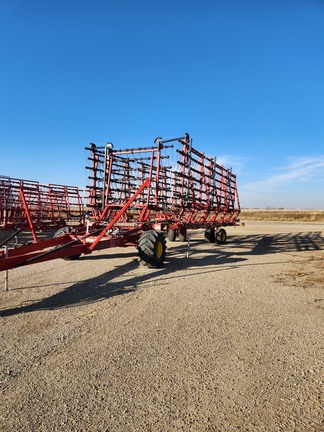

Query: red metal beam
left=19, top=188, right=38, bottom=242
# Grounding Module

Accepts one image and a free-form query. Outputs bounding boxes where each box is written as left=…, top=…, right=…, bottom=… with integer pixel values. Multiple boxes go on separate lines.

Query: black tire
left=216, top=228, right=227, bottom=244
left=138, top=230, right=166, bottom=267
left=178, top=227, right=186, bottom=242
left=167, top=229, right=176, bottom=242
left=53, top=226, right=72, bottom=238
left=204, top=228, right=215, bottom=243
left=53, top=226, right=81, bottom=260
left=179, top=232, right=187, bottom=242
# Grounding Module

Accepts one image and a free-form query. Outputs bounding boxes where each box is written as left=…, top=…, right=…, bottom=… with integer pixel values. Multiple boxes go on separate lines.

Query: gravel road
left=0, top=221, right=323, bottom=431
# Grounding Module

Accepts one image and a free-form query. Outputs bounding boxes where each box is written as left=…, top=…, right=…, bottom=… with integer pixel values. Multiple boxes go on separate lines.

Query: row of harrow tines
left=85, top=133, right=240, bottom=229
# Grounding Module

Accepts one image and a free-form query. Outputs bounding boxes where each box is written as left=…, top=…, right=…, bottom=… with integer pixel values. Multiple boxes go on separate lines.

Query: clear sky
left=1, top=0, right=323, bottom=209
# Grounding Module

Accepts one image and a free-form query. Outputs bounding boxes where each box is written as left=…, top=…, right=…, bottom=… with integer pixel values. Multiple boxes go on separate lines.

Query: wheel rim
left=155, top=242, right=163, bottom=258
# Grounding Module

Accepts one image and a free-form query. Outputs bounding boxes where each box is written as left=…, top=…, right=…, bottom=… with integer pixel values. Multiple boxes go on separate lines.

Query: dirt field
left=0, top=221, right=323, bottom=431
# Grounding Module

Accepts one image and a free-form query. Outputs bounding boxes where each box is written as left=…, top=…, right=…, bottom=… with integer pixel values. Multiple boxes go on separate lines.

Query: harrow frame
left=0, top=176, right=85, bottom=234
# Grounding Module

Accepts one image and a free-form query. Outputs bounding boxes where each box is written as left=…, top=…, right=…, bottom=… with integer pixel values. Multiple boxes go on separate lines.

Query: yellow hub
left=155, top=241, right=163, bottom=259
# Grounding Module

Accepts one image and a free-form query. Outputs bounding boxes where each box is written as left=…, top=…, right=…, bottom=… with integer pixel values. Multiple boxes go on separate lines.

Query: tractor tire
left=216, top=228, right=227, bottom=244
left=53, top=226, right=81, bottom=260
left=179, top=231, right=187, bottom=242
left=138, top=230, right=166, bottom=267
left=204, top=227, right=215, bottom=243
left=167, top=229, right=176, bottom=242
left=54, top=226, right=72, bottom=238
left=178, top=228, right=186, bottom=242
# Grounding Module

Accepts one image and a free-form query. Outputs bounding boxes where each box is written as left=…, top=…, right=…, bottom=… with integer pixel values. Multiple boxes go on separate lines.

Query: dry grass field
left=240, top=209, right=324, bottom=223
left=275, top=250, right=324, bottom=295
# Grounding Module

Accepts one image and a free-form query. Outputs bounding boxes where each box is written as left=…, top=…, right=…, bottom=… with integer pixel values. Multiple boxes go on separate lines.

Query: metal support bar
left=4, top=246, right=8, bottom=291
left=186, top=234, right=191, bottom=258
left=19, top=188, right=38, bottom=242
left=0, top=228, right=24, bottom=248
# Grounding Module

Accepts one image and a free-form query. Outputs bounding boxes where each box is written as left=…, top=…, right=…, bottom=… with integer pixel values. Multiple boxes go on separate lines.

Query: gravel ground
left=0, top=221, right=323, bottom=431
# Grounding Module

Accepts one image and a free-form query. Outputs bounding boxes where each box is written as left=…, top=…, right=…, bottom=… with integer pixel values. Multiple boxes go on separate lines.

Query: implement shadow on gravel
left=0, top=258, right=140, bottom=317
left=228, top=231, right=324, bottom=255
left=1, top=230, right=323, bottom=317
left=0, top=246, right=247, bottom=317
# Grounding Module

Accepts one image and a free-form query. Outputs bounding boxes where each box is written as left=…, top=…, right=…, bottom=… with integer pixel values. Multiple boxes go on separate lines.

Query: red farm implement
left=0, top=134, right=240, bottom=272
left=0, top=176, right=85, bottom=235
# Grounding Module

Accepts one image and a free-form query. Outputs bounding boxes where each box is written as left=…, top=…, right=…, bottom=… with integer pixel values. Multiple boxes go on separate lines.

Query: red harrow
left=0, top=134, right=240, bottom=272
left=0, top=176, right=85, bottom=234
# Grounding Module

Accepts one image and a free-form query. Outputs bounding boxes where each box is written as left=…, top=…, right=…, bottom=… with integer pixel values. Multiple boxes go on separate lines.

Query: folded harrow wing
left=0, top=134, right=240, bottom=272
left=0, top=176, right=85, bottom=232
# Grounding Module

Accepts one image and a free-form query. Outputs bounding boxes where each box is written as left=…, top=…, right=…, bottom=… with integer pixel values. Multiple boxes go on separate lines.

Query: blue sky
left=1, top=0, right=323, bottom=209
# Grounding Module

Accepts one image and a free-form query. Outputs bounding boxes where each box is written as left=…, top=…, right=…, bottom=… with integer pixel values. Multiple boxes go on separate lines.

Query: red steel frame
left=0, top=134, right=240, bottom=272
